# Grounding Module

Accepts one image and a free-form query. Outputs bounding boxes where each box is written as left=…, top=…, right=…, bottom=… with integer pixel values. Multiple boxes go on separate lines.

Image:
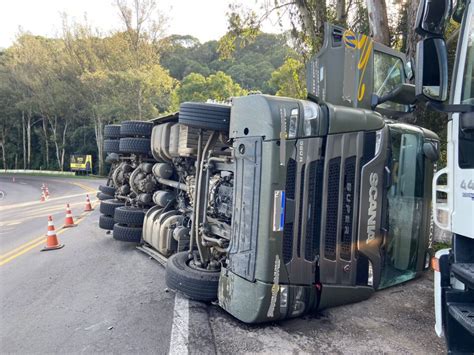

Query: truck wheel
left=99, top=185, right=116, bottom=196
left=119, top=137, right=151, bottom=155
left=165, top=252, right=220, bottom=302
left=114, top=206, right=146, bottom=226
left=104, top=139, right=120, bottom=153
left=113, top=223, right=142, bottom=243
left=104, top=124, right=121, bottom=139
left=97, top=192, right=113, bottom=201
left=100, top=199, right=125, bottom=217
left=99, top=214, right=115, bottom=230
left=120, top=121, right=153, bottom=137
left=179, top=102, right=231, bottom=132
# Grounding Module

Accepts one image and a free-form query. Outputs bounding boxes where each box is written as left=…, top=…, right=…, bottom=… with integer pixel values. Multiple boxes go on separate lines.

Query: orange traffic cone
left=40, top=191, right=46, bottom=202
left=84, top=194, right=93, bottom=212
left=41, top=216, right=64, bottom=251
left=63, top=204, right=77, bottom=228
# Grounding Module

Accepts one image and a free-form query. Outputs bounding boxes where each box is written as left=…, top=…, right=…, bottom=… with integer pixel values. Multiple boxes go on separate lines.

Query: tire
left=119, top=137, right=151, bottom=155
left=100, top=199, right=125, bottom=217
left=99, top=185, right=116, bottom=196
left=179, top=102, right=231, bottom=132
left=99, top=214, right=115, bottom=230
left=97, top=192, right=113, bottom=201
left=114, top=206, right=146, bottom=226
left=104, top=139, right=120, bottom=154
left=104, top=124, right=121, bottom=139
left=113, top=223, right=142, bottom=243
left=165, top=252, right=220, bottom=302
left=120, top=121, right=153, bottom=137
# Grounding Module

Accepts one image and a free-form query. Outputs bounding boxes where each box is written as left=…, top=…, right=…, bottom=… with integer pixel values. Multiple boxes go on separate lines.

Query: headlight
left=302, top=101, right=321, bottom=136
left=288, top=108, right=299, bottom=139
left=290, top=287, right=306, bottom=317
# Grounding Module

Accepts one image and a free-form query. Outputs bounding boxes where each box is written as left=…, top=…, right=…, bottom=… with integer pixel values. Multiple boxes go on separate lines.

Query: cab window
left=373, top=51, right=408, bottom=112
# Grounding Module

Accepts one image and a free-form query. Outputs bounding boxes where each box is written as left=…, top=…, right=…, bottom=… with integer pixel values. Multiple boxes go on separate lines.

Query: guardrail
left=0, top=169, right=75, bottom=176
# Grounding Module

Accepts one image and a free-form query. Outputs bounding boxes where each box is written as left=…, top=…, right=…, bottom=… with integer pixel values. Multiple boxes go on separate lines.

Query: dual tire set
left=97, top=104, right=232, bottom=301
left=99, top=199, right=146, bottom=243
left=104, top=121, right=154, bottom=156
left=99, top=121, right=154, bottom=242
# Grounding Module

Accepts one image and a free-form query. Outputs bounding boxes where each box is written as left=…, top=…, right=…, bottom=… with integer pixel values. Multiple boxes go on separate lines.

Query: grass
left=0, top=172, right=105, bottom=179
left=433, top=241, right=451, bottom=252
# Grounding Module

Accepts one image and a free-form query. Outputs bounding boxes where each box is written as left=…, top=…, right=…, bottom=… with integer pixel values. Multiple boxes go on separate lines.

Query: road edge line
left=169, top=293, right=190, bottom=355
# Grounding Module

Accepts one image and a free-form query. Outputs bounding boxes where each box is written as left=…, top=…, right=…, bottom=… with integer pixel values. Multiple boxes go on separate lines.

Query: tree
left=0, top=2, right=175, bottom=174
left=176, top=71, right=246, bottom=103
left=160, top=32, right=294, bottom=93
left=115, top=0, right=167, bottom=119
left=268, top=58, right=306, bottom=99
left=219, top=0, right=395, bottom=56
left=61, top=10, right=174, bottom=174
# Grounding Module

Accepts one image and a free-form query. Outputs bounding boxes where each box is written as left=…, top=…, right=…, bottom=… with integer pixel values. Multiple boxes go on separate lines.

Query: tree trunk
left=49, top=116, right=62, bottom=171
left=22, top=111, right=26, bottom=169
left=27, top=112, right=31, bottom=169
left=0, top=126, right=7, bottom=171
left=366, top=0, right=390, bottom=45
left=138, top=84, right=142, bottom=120
left=336, top=0, right=346, bottom=24
left=294, top=0, right=327, bottom=50
left=0, top=142, right=5, bottom=171
left=60, top=120, right=68, bottom=171
left=94, top=116, right=104, bottom=176
left=405, top=0, right=420, bottom=60
left=42, top=117, right=49, bottom=169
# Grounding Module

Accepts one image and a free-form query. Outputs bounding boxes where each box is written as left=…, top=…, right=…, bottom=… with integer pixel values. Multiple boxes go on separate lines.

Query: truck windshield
left=379, top=126, right=425, bottom=289
left=461, top=11, right=474, bottom=104
left=460, top=10, right=474, bottom=169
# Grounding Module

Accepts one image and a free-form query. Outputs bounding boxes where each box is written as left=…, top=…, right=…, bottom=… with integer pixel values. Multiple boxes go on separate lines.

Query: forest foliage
left=0, top=0, right=457, bottom=174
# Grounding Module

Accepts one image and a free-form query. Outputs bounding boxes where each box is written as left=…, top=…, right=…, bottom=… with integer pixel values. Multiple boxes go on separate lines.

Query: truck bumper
left=218, top=268, right=318, bottom=324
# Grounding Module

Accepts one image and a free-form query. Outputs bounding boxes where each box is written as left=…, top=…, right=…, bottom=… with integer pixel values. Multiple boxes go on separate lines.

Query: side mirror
left=415, top=38, right=449, bottom=102
left=415, top=0, right=451, bottom=36
left=423, top=141, right=440, bottom=162
left=371, top=83, right=416, bottom=109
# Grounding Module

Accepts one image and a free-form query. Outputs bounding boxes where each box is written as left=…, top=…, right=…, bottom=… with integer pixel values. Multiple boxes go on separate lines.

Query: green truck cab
left=136, top=24, right=440, bottom=323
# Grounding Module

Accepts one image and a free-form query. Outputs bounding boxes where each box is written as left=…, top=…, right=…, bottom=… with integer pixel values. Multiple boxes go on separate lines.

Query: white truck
left=416, top=0, right=474, bottom=351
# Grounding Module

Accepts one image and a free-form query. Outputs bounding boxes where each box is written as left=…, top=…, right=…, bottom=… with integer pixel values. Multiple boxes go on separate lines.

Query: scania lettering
left=367, top=172, right=378, bottom=242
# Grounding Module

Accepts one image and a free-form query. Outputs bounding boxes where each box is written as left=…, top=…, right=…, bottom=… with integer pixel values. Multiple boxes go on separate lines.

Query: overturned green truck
left=102, top=25, right=440, bottom=323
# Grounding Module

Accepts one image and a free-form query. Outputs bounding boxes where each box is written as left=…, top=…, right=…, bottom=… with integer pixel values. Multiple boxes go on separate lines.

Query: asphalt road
left=0, top=175, right=446, bottom=354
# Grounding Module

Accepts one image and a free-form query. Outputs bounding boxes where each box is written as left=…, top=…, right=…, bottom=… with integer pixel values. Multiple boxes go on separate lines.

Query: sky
left=0, top=0, right=285, bottom=48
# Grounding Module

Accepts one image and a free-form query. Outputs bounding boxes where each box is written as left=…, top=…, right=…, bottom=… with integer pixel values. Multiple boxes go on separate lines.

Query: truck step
left=448, top=303, right=474, bottom=336
left=452, top=263, right=474, bottom=289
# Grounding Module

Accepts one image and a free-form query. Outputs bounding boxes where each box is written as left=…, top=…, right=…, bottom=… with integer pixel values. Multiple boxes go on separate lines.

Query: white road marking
left=0, top=200, right=95, bottom=226
left=169, top=293, right=189, bottom=355
left=0, top=192, right=93, bottom=212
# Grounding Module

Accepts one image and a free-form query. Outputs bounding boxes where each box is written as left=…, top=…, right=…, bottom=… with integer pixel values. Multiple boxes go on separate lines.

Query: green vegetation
left=161, top=32, right=295, bottom=93
left=0, top=0, right=457, bottom=174
left=0, top=9, right=298, bottom=175
left=174, top=71, right=247, bottom=104
left=433, top=242, right=452, bottom=252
